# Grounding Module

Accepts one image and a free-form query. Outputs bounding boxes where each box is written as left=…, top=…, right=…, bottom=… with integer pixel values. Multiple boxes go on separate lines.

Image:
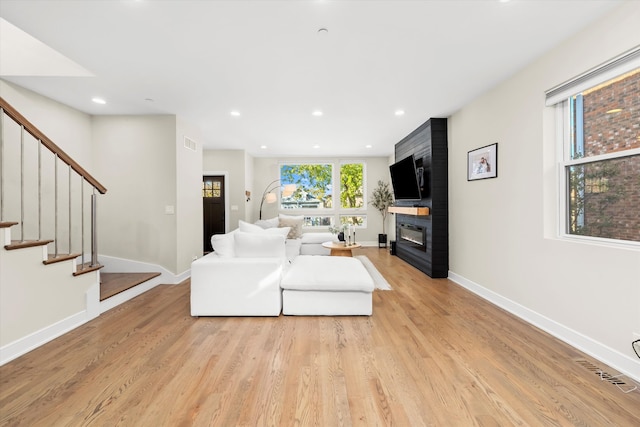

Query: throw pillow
left=239, top=220, right=290, bottom=239
left=238, top=220, right=264, bottom=233
left=211, top=232, right=235, bottom=257
left=234, top=231, right=286, bottom=259
left=278, top=214, right=304, bottom=239
left=254, top=217, right=279, bottom=229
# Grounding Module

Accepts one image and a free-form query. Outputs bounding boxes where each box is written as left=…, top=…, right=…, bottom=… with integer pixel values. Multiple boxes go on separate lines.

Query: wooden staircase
left=1, top=222, right=103, bottom=274
left=0, top=97, right=162, bottom=365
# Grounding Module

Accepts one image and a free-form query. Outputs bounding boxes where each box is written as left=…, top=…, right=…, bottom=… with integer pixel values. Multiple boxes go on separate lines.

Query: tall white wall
left=176, top=118, right=204, bottom=272
left=92, top=116, right=178, bottom=273
left=448, top=1, right=640, bottom=379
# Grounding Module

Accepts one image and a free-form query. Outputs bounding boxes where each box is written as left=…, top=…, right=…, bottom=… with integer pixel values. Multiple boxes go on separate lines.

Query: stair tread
left=73, top=262, right=104, bottom=276
left=5, top=239, right=54, bottom=250
left=0, top=222, right=19, bottom=228
left=44, top=253, right=82, bottom=265
left=100, top=272, right=162, bottom=301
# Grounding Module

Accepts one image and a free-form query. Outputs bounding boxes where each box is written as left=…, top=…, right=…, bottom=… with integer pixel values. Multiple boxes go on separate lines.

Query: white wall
left=448, top=1, right=640, bottom=379
left=0, top=81, right=93, bottom=168
left=92, top=116, right=178, bottom=273
left=244, top=151, right=254, bottom=223
left=176, top=118, right=204, bottom=272
left=252, top=156, right=392, bottom=243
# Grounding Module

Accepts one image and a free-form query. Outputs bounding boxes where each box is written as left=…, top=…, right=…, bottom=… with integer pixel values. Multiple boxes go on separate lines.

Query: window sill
left=557, top=234, right=640, bottom=251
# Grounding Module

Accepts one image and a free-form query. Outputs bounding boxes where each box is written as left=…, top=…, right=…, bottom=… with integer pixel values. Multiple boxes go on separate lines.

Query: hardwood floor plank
left=1, top=248, right=639, bottom=426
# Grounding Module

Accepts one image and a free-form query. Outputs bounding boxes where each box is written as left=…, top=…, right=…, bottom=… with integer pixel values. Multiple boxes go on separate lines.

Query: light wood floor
left=1, top=248, right=638, bottom=426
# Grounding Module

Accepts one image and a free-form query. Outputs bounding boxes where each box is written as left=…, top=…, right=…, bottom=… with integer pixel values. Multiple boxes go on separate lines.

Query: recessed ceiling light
left=91, top=97, right=106, bottom=105
left=230, top=110, right=241, bottom=117
left=365, top=144, right=373, bottom=149
left=318, top=28, right=328, bottom=35
left=606, top=108, right=623, bottom=114
left=260, top=145, right=267, bottom=149
left=395, top=110, right=405, bottom=116
left=312, top=110, right=323, bottom=117
left=144, top=98, right=154, bottom=102
left=313, top=144, right=320, bottom=149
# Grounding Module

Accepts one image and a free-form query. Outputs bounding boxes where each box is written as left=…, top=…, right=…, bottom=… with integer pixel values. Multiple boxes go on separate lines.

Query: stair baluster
left=0, top=96, right=107, bottom=271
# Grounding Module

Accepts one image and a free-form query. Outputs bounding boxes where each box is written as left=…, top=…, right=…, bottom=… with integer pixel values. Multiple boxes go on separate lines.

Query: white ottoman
left=280, top=255, right=374, bottom=315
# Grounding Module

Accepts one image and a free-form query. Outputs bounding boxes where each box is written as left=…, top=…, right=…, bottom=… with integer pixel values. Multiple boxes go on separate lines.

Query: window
left=279, top=163, right=332, bottom=210
left=339, top=214, right=367, bottom=228
left=279, top=161, right=367, bottom=228
left=303, top=216, right=332, bottom=227
left=202, top=178, right=221, bottom=198
left=339, top=163, right=364, bottom=209
left=549, top=56, right=639, bottom=244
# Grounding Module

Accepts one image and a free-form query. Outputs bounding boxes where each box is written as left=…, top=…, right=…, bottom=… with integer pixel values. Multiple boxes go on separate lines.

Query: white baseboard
left=98, top=254, right=190, bottom=285
left=0, top=310, right=90, bottom=365
left=448, top=271, right=640, bottom=383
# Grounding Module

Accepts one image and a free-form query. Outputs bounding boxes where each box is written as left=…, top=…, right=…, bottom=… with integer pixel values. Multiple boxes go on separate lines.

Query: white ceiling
left=0, top=0, right=622, bottom=158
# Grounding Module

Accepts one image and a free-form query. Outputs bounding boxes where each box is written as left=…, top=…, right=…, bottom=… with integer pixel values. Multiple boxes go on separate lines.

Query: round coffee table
left=322, top=241, right=362, bottom=257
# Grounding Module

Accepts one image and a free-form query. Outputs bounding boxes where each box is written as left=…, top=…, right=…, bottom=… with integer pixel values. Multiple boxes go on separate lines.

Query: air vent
left=574, top=359, right=637, bottom=393
left=184, top=137, right=197, bottom=151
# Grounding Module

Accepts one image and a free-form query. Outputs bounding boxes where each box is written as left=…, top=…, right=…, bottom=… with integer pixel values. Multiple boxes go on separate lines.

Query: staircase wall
left=0, top=228, right=99, bottom=364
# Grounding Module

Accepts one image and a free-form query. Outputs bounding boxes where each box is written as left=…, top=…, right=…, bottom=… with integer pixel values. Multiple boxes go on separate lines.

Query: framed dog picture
left=468, top=143, right=498, bottom=181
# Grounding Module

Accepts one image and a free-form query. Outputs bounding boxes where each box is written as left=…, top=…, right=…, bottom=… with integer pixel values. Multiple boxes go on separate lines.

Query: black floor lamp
left=259, top=179, right=296, bottom=219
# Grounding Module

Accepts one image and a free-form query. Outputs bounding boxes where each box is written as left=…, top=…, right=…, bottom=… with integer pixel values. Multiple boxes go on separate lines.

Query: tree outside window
left=280, top=164, right=332, bottom=209
left=279, top=161, right=367, bottom=227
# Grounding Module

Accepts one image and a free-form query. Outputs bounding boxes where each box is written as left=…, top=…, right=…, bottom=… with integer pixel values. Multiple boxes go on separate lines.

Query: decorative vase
left=337, top=232, right=345, bottom=242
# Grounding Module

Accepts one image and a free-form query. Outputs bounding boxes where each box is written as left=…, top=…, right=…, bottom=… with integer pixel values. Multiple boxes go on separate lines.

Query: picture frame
left=468, top=143, right=498, bottom=181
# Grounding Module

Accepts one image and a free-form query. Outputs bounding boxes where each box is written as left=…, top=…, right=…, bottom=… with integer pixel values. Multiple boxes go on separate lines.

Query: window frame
left=278, top=160, right=368, bottom=229
left=554, top=78, right=640, bottom=249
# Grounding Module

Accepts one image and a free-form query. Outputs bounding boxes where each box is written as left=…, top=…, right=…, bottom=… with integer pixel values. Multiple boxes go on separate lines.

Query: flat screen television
left=389, top=155, right=423, bottom=200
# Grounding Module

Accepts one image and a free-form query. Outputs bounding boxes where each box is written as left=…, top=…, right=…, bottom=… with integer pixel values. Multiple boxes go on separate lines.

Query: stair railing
left=0, top=96, right=107, bottom=269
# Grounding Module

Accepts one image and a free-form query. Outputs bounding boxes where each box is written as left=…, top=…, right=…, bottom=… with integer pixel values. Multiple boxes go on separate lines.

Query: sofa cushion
left=211, top=231, right=236, bottom=257
left=278, top=214, right=304, bottom=239
left=285, top=238, right=302, bottom=263
left=234, top=231, right=286, bottom=260
left=281, top=255, right=374, bottom=292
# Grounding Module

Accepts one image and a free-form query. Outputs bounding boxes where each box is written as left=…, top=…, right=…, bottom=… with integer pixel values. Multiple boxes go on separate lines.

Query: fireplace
left=398, top=223, right=426, bottom=252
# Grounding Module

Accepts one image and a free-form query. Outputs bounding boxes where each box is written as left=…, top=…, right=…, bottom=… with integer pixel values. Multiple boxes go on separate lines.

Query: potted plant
left=328, top=223, right=348, bottom=241
left=370, top=180, right=394, bottom=248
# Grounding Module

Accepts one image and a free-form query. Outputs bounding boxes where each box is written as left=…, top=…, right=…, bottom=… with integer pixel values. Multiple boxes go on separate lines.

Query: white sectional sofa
left=190, top=215, right=374, bottom=317
left=191, top=231, right=286, bottom=316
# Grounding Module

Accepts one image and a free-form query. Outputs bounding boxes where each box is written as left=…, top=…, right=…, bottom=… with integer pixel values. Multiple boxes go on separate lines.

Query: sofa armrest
left=190, top=256, right=284, bottom=316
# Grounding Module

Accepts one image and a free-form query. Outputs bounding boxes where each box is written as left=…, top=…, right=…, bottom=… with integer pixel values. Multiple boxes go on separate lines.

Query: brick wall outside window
left=579, top=71, right=639, bottom=242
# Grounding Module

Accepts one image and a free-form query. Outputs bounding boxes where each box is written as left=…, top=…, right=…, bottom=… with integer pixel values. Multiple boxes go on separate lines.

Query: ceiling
left=0, top=0, right=622, bottom=158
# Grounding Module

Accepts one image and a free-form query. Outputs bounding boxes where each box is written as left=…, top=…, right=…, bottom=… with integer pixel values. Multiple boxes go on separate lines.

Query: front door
left=203, top=175, right=225, bottom=253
